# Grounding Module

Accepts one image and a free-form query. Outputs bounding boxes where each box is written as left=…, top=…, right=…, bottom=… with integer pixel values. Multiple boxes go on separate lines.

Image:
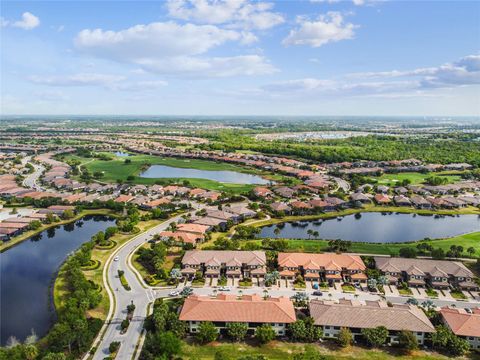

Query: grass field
left=65, top=153, right=284, bottom=194
left=370, top=171, right=463, bottom=186
left=179, top=340, right=473, bottom=360
left=243, top=231, right=480, bottom=257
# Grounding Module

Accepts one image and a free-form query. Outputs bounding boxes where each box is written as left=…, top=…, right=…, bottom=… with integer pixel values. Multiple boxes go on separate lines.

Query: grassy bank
left=179, top=340, right=469, bottom=360
left=64, top=153, right=284, bottom=194
left=0, top=208, right=118, bottom=253
left=244, top=231, right=480, bottom=256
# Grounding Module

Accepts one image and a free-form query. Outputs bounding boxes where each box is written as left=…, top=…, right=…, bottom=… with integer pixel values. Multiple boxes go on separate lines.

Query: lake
left=257, top=212, right=480, bottom=243
left=140, top=165, right=271, bottom=184
left=0, top=215, right=115, bottom=345
left=114, top=151, right=130, bottom=157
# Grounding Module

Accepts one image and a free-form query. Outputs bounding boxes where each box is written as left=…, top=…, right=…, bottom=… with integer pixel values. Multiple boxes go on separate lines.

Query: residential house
left=180, top=294, right=296, bottom=336
left=309, top=299, right=435, bottom=345
left=374, top=194, right=392, bottom=205
left=374, top=257, right=478, bottom=290
left=181, top=250, right=267, bottom=279
left=440, top=307, right=480, bottom=350
left=277, top=253, right=367, bottom=284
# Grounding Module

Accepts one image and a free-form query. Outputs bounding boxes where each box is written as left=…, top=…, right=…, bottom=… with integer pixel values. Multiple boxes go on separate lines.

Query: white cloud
left=1, top=12, right=40, bottom=30
left=349, top=55, right=480, bottom=88
left=28, top=73, right=170, bottom=91
left=29, top=73, right=126, bottom=87
left=283, top=12, right=357, bottom=48
left=74, top=21, right=276, bottom=77
left=352, top=0, right=365, bottom=5
left=138, top=54, right=277, bottom=77
left=166, top=0, right=284, bottom=30
left=75, top=22, right=240, bottom=60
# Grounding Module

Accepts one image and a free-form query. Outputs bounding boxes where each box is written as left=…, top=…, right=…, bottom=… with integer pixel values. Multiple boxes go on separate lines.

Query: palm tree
left=24, top=344, right=38, bottom=360
left=467, top=247, right=476, bottom=257
left=307, top=229, right=313, bottom=239
left=274, top=227, right=281, bottom=236
left=263, top=289, right=269, bottom=299
left=312, top=231, right=319, bottom=239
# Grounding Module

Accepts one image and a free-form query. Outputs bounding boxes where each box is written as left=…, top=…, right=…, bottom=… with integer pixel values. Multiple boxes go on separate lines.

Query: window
left=334, top=326, right=340, bottom=330
left=325, top=326, right=330, bottom=330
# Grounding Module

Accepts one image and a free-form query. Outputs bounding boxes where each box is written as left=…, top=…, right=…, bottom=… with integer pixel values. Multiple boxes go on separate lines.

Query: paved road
left=92, top=212, right=189, bottom=360
left=330, top=176, right=350, bottom=192
left=22, top=157, right=45, bottom=191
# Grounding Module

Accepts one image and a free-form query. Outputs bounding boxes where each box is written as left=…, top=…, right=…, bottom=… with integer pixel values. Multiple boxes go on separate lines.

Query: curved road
left=92, top=209, right=199, bottom=360
left=22, top=157, right=45, bottom=191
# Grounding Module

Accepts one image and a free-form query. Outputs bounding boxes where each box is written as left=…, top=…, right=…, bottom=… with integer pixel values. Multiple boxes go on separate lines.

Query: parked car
left=114, top=256, right=119, bottom=262
left=180, top=287, right=193, bottom=297
left=169, top=290, right=180, bottom=297
left=312, top=291, right=323, bottom=296
left=218, top=286, right=231, bottom=291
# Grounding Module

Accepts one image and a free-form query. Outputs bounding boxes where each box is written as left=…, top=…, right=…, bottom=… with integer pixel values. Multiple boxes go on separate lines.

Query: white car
left=169, top=290, right=180, bottom=297
left=218, top=286, right=231, bottom=292
left=114, top=256, right=119, bottom=262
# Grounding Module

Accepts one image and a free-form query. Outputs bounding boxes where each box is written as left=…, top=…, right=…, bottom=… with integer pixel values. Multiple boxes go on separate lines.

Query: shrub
left=109, top=341, right=120, bottom=354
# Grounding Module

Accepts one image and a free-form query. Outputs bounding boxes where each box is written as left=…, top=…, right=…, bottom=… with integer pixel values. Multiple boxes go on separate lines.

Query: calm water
left=140, top=165, right=271, bottom=184
left=258, top=212, right=480, bottom=243
left=114, top=151, right=130, bottom=157
left=0, top=215, right=115, bottom=345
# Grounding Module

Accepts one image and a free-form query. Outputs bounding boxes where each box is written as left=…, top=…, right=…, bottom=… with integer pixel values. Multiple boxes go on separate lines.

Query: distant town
left=0, top=117, right=479, bottom=360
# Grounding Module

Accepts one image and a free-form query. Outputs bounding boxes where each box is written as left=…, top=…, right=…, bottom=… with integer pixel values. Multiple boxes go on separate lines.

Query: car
left=181, top=287, right=193, bottom=296
left=312, top=291, right=323, bottom=296
left=169, top=290, right=180, bottom=297
left=218, top=286, right=231, bottom=291
left=114, top=256, right=119, bottom=261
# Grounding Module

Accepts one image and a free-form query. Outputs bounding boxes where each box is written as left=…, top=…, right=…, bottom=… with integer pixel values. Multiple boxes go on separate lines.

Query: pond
left=114, top=151, right=130, bottom=157
left=140, top=165, right=271, bottom=184
left=257, top=212, right=480, bottom=243
left=0, top=215, right=116, bottom=345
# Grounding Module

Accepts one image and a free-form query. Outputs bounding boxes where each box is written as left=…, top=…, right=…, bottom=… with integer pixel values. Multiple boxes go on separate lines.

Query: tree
left=361, top=326, right=388, bottom=347
left=288, top=317, right=321, bottom=342
left=430, top=325, right=450, bottom=348
left=255, top=324, right=276, bottom=344
left=109, top=341, right=120, bottom=354
left=196, top=322, right=218, bottom=344
left=337, top=327, right=353, bottom=348
left=62, top=209, right=74, bottom=220
left=467, top=247, right=476, bottom=257
left=264, top=271, right=279, bottom=287
left=226, top=322, right=248, bottom=342
left=397, top=330, right=418, bottom=353
left=170, top=268, right=183, bottom=284
left=23, top=344, right=39, bottom=360
left=399, top=247, right=417, bottom=258
left=157, top=331, right=182, bottom=359
left=431, top=248, right=445, bottom=260
left=28, top=220, right=42, bottom=230
left=448, top=334, right=470, bottom=356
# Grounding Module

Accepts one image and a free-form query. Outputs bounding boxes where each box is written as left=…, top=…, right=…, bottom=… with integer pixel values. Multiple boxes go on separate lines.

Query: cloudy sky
left=1, top=0, right=479, bottom=116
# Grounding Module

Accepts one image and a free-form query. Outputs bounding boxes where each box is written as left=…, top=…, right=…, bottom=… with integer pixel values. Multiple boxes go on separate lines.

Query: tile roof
left=374, top=257, right=474, bottom=278
left=182, top=250, right=266, bottom=267
left=278, top=253, right=366, bottom=271
left=440, top=307, right=480, bottom=337
left=310, top=299, right=435, bottom=333
left=180, top=294, right=296, bottom=324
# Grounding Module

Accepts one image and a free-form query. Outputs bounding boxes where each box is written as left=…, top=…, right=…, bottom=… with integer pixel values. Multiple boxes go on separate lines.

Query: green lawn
left=179, top=340, right=461, bottom=360
left=370, top=172, right=462, bottom=186
left=243, top=231, right=480, bottom=257
left=64, top=153, right=277, bottom=194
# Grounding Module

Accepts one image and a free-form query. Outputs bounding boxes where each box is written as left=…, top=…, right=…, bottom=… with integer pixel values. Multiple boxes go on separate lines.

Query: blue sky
left=1, top=0, right=479, bottom=116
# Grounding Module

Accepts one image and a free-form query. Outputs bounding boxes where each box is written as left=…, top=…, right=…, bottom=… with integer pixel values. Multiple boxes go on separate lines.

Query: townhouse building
left=309, top=299, right=435, bottom=345
left=180, top=294, right=296, bottom=336
left=277, top=253, right=367, bottom=284
left=374, top=257, right=478, bottom=290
